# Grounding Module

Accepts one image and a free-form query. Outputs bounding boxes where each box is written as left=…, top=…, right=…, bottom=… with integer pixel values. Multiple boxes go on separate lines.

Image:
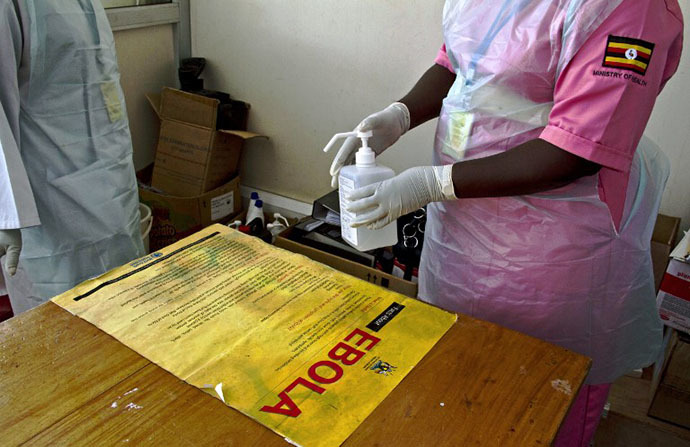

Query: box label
left=657, top=260, right=690, bottom=333
left=338, top=176, right=357, bottom=245
left=211, top=191, right=235, bottom=221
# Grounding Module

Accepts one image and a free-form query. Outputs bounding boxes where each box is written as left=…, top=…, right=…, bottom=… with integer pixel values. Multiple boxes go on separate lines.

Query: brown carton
left=651, top=214, right=681, bottom=292
left=139, top=175, right=242, bottom=252
left=648, top=329, right=690, bottom=429
left=274, top=226, right=418, bottom=298
left=146, top=88, right=265, bottom=197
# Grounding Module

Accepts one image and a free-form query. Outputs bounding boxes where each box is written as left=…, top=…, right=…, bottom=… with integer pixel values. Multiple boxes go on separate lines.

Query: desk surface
left=1, top=302, right=589, bottom=446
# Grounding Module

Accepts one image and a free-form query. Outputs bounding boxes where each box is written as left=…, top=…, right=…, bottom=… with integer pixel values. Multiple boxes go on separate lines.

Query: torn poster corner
left=284, top=438, right=303, bottom=447
left=215, top=383, right=226, bottom=403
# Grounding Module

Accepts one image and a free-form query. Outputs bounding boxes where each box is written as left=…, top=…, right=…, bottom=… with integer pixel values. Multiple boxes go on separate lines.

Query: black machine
left=178, top=57, right=250, bottom=131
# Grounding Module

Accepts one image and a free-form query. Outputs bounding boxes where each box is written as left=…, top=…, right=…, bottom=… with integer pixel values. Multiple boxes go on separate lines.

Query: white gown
left=0, top=0, right=144, bottom=313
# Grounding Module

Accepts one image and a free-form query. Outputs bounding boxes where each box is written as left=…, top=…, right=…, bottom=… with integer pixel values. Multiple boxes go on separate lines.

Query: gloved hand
left=327, top=102, right=410, bottom=188
left=347, top=165, right=457, bottom=229
left=0, top=229, right=22, bottom=276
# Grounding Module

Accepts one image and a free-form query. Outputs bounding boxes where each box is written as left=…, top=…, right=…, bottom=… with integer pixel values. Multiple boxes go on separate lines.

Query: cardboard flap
left=147, top=89, right=265, bottom=137
left=652, top=214, right=681, bottom=245
left=670, top=231, right=690, bottom=261
left=145, top=93, right=162, bottom=119
left=218, top=129, right=267, bottom=140
left=312, top=190, right=340, bottom=223
left=160, top=87, right=218, bottom=129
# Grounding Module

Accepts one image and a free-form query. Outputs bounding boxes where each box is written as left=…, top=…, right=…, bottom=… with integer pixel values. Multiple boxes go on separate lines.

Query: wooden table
left=1, top=302, right=589, bottom=446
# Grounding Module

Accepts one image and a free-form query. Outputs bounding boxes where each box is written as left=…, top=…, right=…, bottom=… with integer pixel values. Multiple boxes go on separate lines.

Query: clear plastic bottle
left=324, top=130, right=398, bottom=251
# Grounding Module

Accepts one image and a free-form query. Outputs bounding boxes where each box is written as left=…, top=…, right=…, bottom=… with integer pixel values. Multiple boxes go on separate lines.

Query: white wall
left=644, top=4, right=690, bottom=233
left=191, top=0, right=445, bottom=204
left=114, top=25, right=177, bottom=170
left=192, top=1, right=690, bottom=232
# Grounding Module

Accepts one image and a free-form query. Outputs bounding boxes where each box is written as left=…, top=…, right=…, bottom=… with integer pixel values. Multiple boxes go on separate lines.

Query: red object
left=0, top=294, right=13, bottom=323
left=554, top=383, right=612, bottom=446
left=660, top=272, right=690, bottom=300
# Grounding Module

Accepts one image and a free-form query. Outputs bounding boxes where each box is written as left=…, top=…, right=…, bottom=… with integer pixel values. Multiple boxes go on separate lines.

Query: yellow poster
left=53, top=224, right=456, bottom=447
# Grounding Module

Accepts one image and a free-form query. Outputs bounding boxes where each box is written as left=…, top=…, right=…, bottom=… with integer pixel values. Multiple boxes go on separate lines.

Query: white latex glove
left=327, top=102, right=410, bottom=188
left=0, top=229, right=22, bottom=276
left=347, top=165, right=457, bottom=230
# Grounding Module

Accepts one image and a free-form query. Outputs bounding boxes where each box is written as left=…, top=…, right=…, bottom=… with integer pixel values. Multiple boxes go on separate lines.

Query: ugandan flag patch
left=602, top=35, right=655, bottom=75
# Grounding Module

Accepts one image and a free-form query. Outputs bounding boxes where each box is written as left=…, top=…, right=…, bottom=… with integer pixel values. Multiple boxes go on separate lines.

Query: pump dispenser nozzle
left=323, top=130, right=376, bottom=166
left=354, top=130, right=375, bottom=166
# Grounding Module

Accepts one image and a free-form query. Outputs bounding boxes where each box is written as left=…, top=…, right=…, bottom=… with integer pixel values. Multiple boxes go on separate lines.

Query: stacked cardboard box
left=275, top=224, right=418, bottom=298
left=648, top=329, right=690, bottom=429
left=139, top=88, right=266, bottom=251
left=651, top=214, right=681, bottom=292
left=648, top=225, right=690, bottom=428
left=657, top=230, right=690, bottom=333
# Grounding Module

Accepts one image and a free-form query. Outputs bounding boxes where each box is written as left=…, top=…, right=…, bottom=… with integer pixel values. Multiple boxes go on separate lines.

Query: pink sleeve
left=539, top=0, right=683, bottom=227
left=435, top=44, right=455, bottom=73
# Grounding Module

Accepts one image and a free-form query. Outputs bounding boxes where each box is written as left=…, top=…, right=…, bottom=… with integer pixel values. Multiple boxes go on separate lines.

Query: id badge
left=442, top=110, right=475, bottom=160
left=101, top=81, right=124, bottom=123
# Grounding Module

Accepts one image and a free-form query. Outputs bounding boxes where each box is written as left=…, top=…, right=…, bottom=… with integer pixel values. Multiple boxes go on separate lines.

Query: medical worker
left=0, top=1, right=145, bottom=313
left=326, top=0, right=683, bottom=445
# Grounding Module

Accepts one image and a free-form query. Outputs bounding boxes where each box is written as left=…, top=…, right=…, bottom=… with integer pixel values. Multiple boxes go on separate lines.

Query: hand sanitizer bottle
left=324, top=130, right=398, bottom=251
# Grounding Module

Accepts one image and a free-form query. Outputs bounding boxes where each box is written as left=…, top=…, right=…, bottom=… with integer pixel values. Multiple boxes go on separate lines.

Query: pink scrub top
left=435, top=0, right=683, bottom=228
left=422, top=0, right=683, bottom=385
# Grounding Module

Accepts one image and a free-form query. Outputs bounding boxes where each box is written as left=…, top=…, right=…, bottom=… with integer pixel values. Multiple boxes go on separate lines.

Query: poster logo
left=602, top=35, right=654, bottom=75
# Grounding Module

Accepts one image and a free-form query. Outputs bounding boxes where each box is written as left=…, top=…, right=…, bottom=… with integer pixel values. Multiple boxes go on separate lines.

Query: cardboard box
left=651, top=214, right=681, bottom=292
left=274, top=227, right=418, bottom=298
left=657, top=230, right=690, bottom=333
left=146, top=88, right=265, bottom=197
left=139, top=175, right=242, bottom=252
left=648, top=329, right=690, bottom=428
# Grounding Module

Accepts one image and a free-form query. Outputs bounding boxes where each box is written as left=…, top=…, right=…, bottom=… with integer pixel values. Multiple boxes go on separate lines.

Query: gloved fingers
left=346, top=195, right=380, bottom=215
left=357, top=114, right=395, bottom=155
left=0, top=229, right=22, bottom=276
left=365, top=216, right=393, bottom=230
left=346, top=184, right=382, bottom=227
left=357, top=103, right=406, bottom=134
left=329, top=136, right=359, bottom=188
left=345, top=183, right=378, bottom=202
left=356, top=115, right=378, bottom=133
left=350, top=207, right=388, bottom=229
left=4, top=245, right=20, bottom=276
left=328, top=136, right=359, bottom=177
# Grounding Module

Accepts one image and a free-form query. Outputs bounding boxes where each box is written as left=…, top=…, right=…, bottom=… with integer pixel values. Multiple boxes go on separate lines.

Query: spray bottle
left=246, top=199, right=265, bottom=235
left=249, top=191, right=260, bottom=210
left=324, top=130, right=398, bottom=251
left=267, top=213, right=290, bottom=242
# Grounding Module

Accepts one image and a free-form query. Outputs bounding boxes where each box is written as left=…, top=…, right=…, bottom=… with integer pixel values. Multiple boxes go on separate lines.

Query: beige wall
left=644, top=4, right=690, bottom=232
left=191, top=1, right=445, bottom=204
left=192, top=2, right=689, bottom=231
left=113, top=24, right=177, bottom=170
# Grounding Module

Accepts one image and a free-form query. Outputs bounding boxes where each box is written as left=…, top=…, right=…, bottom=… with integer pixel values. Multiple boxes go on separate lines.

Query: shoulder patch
left=602, top=35, right=655, bottom=76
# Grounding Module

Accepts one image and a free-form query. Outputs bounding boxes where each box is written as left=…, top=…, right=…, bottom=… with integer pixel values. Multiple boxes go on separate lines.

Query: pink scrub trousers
left=554, top=383, right=611, bottom=447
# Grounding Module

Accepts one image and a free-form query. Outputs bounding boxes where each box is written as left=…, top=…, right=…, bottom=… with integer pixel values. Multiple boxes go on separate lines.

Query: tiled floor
left=594, top=376, right=690, bottom=446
